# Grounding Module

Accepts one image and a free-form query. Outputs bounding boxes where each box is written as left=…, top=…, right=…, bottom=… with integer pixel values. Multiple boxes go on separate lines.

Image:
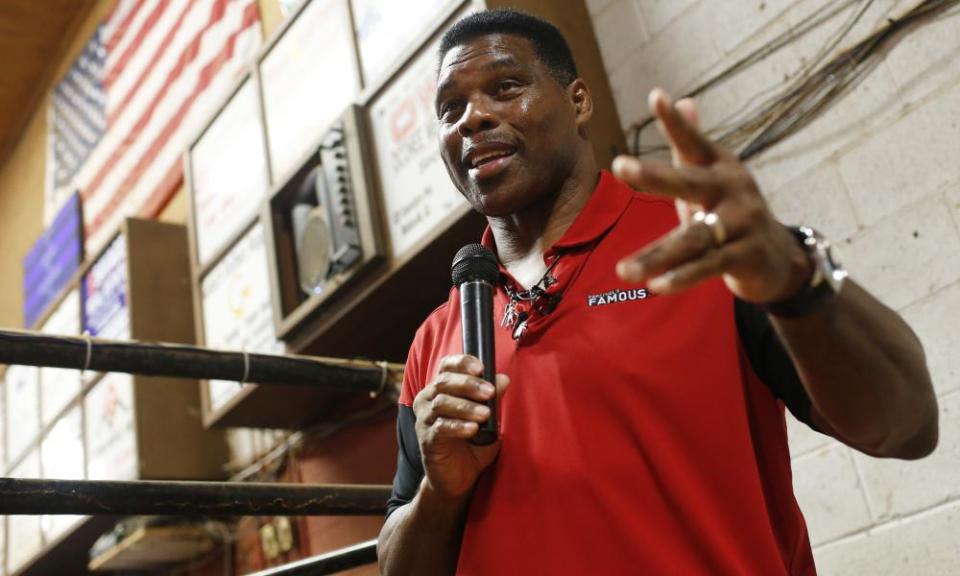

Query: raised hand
left=613, top=88, right=812, bottom=304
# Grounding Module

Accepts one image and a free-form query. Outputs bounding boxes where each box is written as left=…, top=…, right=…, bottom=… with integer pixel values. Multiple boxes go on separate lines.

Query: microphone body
left=451, top=244, right=500, bottom=446
left=459, top=279, right=497, bottom=445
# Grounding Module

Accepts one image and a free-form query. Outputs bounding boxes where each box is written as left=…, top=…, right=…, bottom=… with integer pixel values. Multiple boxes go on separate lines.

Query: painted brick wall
left=588, top=0, right=960, bottom=572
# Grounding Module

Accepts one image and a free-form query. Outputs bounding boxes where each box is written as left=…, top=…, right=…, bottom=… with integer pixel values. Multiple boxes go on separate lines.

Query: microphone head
left=451, top=244, right=499, bottom=286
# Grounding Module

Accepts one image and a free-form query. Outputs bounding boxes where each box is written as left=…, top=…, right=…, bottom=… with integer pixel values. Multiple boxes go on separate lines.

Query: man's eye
left=499, top=80, right=521, bottom=93
left=439, top=103, right=462, bottom=120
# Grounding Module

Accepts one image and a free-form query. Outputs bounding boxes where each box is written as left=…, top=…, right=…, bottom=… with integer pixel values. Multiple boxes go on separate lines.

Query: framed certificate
left=188, top=74, right=271, bottom=268
left=41, top=406, right=86, bottom=541
left=84, top=373, right=137, bottom=482
left=39, top=289, right=82, bottom=424
left=352, top=0, right=461, bottom=84
left=200, top=223, right=284, bottom=412
left=8, top=452, right=42, bottom=572
left=5, top=365, right=40, bottom=463
left=260, top=0, right=361, bottom=182
left=367, top=33, right=469, bottom=258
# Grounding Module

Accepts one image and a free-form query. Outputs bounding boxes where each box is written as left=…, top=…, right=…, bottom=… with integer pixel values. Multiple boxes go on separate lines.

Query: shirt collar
left=480, top=170, right=632, bottom=254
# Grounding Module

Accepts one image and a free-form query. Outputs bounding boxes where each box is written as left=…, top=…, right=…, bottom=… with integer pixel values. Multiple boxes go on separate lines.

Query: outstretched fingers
left=612, top=156, right=721, bottom=207
left=650, top=88, right=717, bottom=166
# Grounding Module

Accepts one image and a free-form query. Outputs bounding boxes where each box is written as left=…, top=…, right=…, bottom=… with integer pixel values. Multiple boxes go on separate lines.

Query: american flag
left=47, top=0, right=262, bottom=253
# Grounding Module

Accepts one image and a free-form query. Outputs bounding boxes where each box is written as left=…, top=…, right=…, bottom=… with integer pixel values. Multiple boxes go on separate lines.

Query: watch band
left=762, top=226, right=845, bottom=318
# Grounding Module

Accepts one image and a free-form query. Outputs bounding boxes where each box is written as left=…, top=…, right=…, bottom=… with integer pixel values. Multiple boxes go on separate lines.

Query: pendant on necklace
left=512, top=312, right=529, bottom=340
left=502, top=299, right=518, bottom=329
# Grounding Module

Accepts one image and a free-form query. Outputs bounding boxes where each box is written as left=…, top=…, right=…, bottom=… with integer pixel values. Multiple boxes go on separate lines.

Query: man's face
left=435, top=34, right=582, bottom=217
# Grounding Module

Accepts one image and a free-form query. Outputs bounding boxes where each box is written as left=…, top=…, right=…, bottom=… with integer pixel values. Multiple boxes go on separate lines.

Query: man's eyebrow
left=435, top=55, right=525, bottom=111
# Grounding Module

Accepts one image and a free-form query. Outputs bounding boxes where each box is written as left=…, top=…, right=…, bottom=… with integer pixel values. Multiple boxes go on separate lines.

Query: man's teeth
left=472, top=150, right=512, bottom=167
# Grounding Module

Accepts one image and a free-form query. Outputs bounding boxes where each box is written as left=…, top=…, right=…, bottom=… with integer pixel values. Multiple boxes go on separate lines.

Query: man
left=377, top=9, right=938, bottom=575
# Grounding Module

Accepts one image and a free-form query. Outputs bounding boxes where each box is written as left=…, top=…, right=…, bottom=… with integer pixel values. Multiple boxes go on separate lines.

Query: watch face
left=814, top=236, right=847, bottom=292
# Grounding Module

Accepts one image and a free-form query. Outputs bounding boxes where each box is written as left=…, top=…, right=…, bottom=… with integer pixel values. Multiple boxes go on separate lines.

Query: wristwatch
left=763, top=225, right=848, bottom=318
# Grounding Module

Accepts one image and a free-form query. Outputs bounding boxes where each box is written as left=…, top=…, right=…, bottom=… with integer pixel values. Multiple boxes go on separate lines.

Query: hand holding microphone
left=411, top=245, right=508, bottom=501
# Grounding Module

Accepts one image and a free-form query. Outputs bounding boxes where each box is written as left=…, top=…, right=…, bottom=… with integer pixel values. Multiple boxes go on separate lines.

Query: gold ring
left=693, top=210, right=727, bottom=247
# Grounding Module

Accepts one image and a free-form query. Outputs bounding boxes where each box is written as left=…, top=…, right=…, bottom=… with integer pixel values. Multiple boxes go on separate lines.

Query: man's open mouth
left=464, top=144, right=518, bottom=182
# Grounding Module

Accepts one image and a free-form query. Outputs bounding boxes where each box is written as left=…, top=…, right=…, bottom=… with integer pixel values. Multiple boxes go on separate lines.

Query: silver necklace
left=500, top=256, right=562, bottom=339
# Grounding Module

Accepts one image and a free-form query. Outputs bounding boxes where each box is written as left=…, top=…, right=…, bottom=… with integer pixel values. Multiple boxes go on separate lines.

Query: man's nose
left=457, top=98, right=499, bottom=137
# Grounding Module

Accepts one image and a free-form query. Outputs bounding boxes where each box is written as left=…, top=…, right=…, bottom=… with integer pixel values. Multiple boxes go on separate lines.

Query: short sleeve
left=734, top=298, right=817, bottom=430
left=386, top=405, right=424, bottom=519
left=387, top=327, right=430, bottom=518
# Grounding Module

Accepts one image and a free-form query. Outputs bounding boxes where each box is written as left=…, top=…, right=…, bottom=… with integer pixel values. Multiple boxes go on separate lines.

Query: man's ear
left=568, top=78, right=594, bottom=130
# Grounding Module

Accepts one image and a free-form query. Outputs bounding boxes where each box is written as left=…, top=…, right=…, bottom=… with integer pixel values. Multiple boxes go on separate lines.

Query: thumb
left=495, top=374, right=511, bottom=402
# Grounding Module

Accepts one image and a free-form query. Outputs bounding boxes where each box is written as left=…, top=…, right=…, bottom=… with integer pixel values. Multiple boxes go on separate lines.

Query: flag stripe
left=106, top=0, right=150, bottom=53
left=107, top=0, right=193, bottom=126
left=89, top=2, right=259, bottom=235
left=79, top=0, right=217, bottom=200
left=104, top=0, right=170, bottom=89
left=81, top=0, right=230, bottom=202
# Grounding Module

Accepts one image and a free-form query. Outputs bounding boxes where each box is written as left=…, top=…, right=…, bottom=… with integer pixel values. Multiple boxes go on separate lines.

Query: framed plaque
left=84, top=372, right=137, bottom=482
left=23, top=192, right=83, bottom=329
left=188, top=75, right=271, bottom=268
left=368, top=33, right=469, bottom=258
left=82, top=234, right=130, bottom=341
left=0, top=378, right=4, bottom=468
left=40, top=406, right=86, bottom=541
left=8, top=451, right=42, bottom=572
left=260, top=0, right=361, bottom=181
left=5, top=364, right=40, bottom=463
left=39, top=289, right=82, bottom=424
left=201, top=223, right=284, bottom=412
left=0, top=515, right=5, bottom=576
left=352, top=0, right=461, bottom=84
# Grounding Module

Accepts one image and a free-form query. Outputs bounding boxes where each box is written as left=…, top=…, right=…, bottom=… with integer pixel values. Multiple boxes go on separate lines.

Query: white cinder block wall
left=587, top=0, right=960, bottom=573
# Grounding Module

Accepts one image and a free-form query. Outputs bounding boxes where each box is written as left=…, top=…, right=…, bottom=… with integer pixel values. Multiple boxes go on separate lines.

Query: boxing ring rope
left=0, top=328, right=400, bottom=573
left=0, top=478, right=391, bottom=516
left=0, top=328, right=402, bottom=393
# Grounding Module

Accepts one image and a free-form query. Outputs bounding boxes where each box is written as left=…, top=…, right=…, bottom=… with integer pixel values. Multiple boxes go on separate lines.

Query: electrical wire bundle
left=627, top=0, right=960, bottom=161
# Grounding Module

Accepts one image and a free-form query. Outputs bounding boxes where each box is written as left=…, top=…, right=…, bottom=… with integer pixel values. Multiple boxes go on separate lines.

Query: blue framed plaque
left=23, top=192, right=83, bottom=328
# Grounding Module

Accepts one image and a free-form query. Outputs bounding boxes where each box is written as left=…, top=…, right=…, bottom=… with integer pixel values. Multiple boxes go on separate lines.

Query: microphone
left=451, top=244, right=500, bottom=446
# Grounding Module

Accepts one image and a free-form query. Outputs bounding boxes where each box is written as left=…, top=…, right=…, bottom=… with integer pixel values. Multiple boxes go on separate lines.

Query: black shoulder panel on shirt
left=386, top=405, right=424, bottom=519
left=734, top=298, right=817, bottom=430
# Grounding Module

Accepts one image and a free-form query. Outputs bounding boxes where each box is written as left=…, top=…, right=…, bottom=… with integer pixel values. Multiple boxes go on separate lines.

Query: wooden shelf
left=88, top=525, right=216, bottom=572
left=12, top=516, right=118, bottom=576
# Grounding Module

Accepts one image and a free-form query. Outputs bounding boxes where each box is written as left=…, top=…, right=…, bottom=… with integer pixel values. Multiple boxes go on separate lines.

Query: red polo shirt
left=394, top=171, right=816, bottom=574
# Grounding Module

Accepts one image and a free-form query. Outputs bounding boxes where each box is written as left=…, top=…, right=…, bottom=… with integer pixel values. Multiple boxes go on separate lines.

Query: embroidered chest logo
left=586, top=288, right=650, bottom=307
